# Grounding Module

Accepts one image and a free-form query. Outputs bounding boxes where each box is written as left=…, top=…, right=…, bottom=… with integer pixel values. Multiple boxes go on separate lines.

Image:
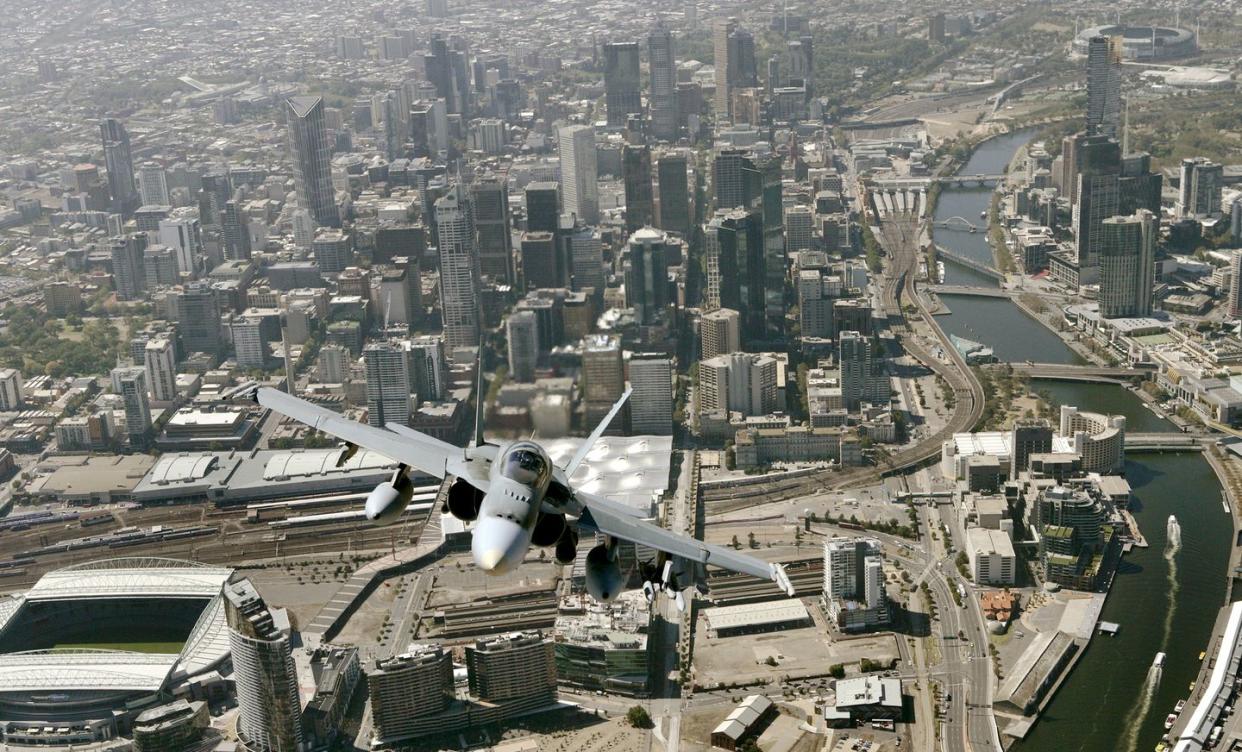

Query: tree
left=764, top=655, right=778, bottom=666
left=626, top=705, right=653, bottom=729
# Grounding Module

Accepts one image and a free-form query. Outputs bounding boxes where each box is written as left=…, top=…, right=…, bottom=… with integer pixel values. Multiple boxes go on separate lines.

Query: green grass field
left=51, top=642, right=184, bottom=654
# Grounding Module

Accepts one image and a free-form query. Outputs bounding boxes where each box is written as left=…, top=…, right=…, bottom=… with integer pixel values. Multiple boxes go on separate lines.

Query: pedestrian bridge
left=935, top=247, right=1006, bottom=281
left=927, top=285, right=1010, bottom=298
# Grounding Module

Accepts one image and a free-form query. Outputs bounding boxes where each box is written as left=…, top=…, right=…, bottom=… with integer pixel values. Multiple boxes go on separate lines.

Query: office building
left=138, top=162, right=169, bottom=207
left=158, top=216, right=203, bottom=278
left=1180, top=157, right=1224, bottom=218
left=143, top=245, right=177, bottom=288
left=628, top=354, right=673, bottom=435
left=312, top=230, right=353, bottom=273
left=224, top=579, right=304, bottom=752
left=291, top=208, right=315, bottom=250
left=380, top=266, right=420, bottom=328
left=374, top=223, right=426, bottom=264
left=1086, top=35, right=1122, bottom=138
left=222, top=196, right=252, bottom=261
left=839, top=331, right=888, bottom=410
left=436, top=186, right=481, bottom=352
left=171, top=282, right=223, bottom=356
left=111, top=234, right=146, bottom=301
left=583, top=335, right=625, bottom=425
left=100, top=118, right=139, bottom=215
left=233, top=313, right=278, bottom=370
left=144, top=338, right=177, bottom=403
left=704, top=208, right=764, bottom=336
left=286, top=96, right=340, bottom=228
left=713, top=19, right=736, bottom=118
left=784, top=205, right=814, bottom=252
left=0, top=369, right=22, bottom=411
left=623, top=227, right=670, bottom=326
left=471, top=175, right=514, bottom=283
left=559, top=125, right=599, bottom=224
left=364, top=341, right=412, bottom=428
left=520, top=232, right=561, bottom=290
left=797, top=268, right=840, bottom=341
left=823, top=537, right=889, bottom=631
left=700, top=308, right=741, bottom=359
left=604, top=42, right=642, bottom=127
left=506, top=310, right=539, bottom=382
left=44, top=282, right=82, bottom=316
left=135, top=205, right=170, bottom=235
left=112, top=366, right=152, bottom=446
left=656, top=152, right=691, bottom=236
left=318, top=344, right=348, bottom=383
left=525, top=182, right=561, bottom=234
left=966, top=528, right=1016, bottom=586
left=1070, top=136, right=1160, bottom=276
left=1098, top=210, right=1156, bottom=318
left=410, top=336, right=449, bottom=402
left=698, top=352, right=777, bottom=417
left=648, top=26, right=677, bottom=141
left=368, top=646, right=455, bottom=746
left=728, top=27, right=758, bottom=89
left=568, top=226, right=606, bottom=292
left=622, top=144, right=654, bottom=232
left=1010, top=420, right=1053, bottom=477
left=465, top=631, right=557, bottom=715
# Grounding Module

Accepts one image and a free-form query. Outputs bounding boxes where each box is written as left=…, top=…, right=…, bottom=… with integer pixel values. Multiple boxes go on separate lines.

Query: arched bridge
left=935, top=216, right=981, bottom=231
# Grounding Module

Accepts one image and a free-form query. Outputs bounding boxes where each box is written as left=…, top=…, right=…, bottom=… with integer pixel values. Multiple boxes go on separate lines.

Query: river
left=927, top=131, right=1234, bottom=751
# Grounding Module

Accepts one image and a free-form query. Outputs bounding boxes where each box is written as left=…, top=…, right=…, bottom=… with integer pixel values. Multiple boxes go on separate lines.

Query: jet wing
left=577, top=490, right=794, bottom=596
left=252, top=386, right=466, bottom=482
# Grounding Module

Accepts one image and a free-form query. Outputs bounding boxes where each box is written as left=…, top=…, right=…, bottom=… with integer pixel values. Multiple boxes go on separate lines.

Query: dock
left=1098, top=622, right=1120, bottom=636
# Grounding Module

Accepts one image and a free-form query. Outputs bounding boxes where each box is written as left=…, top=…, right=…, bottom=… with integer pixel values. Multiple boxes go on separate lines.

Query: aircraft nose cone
left=478, top=548, right=505, bottom=571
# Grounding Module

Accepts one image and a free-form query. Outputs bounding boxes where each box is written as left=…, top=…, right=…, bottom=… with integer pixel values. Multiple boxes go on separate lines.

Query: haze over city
left=0, top=1, right=1241, bottom=751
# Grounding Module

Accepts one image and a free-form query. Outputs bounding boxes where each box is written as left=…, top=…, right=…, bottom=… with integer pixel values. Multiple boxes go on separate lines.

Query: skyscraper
left=1230, top=250, right=1242, bottom=319
left=312, top=230, right=353, bottom=273
left=627, top=353, right=673, bottom=435
left=713, top=19, right=736, bottom=119
left=470, top=175, right=514, bottom=284
left=648, top=26, right=677, bottom=141
left=582, top=334, right=626, bottom=425
left=410, top=336, right=449, bottom=402
left=364, top=341, right=412, bottom=427
left=603, top=42, right=642, bottom=128
left=558, top=125, right=599, bottom=225
left=623, top=227, right=670, bottom=325
left=1180, top=157, right=1224, bottom=218
left=224, top=579, right=305, bottom=752
left=655, top=151, right=691, bottom=237
left=138, top=162, right=170, bottom=207
left=111, top=366, right=151, bottom=447
left=436, top=185, right=481, bottom=352
left=380, top=265, right=420, bottom=328
left=703, top=208, right=764, bottom=337
left=1086, top=36, right=1122, bottom=138
left=728, top=27, right=758, bottom=89
left=367, top=646, right=455, bottom=747
left=171, top=281, right=223, bottom=356
left=568, top=226, right=605, bottom=293
left=525, top=182, right=561, bottom=234
left=839, top=330, right=888, bottom=410
left=784, top=205, right=814, bottom=252
left=144, top=338, right=177, bottom=404
left=699, top=308, right=741, bottom=359
left=1098, top=210, right=1156, bottom=319
left=506, top=310, right=539, bottom=382
left=158, top=216, right=203, bottom=278
left=100, top=118, right=139, bottom=216
left=111, top=233, right=147, bottom=301
left=222, top=194, right=252, bottom=261
left=622, top=144, right=654, bottom=232
left=520, top=232, right=560, bottom=291
left=286, top=96, right=340, bottom=228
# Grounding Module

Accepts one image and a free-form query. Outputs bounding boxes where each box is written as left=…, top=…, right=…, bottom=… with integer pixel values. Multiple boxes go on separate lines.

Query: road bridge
left=1007, top=362, right=1156, bottom=383
left=935, top=247, right=1006, bottom=281
left=928, top=285, right=1010, bottom=298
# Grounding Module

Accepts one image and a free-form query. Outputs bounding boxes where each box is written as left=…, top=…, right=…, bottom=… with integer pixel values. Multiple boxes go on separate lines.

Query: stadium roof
left=0, top=650, right=176, bottom=692
left=543, top=435, right=674, bottom=513
left=25, top=558, right=233, bottom=602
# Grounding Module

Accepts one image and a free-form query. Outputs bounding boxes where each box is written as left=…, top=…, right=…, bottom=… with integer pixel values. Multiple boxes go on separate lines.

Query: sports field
left=51, top=641, right=184, bottom=654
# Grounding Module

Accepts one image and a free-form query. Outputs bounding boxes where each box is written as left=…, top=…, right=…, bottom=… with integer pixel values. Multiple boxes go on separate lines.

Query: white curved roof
left=27, top=558, right=233, bottom=602
left=0, top=650, right=176, bottom=692
left=262, top=448, right=396, bottom=481
left=146, top=454, right=219, bottom=484
left=541, top=435, right=673, bottom=512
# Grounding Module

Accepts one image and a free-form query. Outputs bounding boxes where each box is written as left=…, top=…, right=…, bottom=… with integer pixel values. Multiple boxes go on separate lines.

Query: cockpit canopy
left=500, top=444, right=552, bottom=487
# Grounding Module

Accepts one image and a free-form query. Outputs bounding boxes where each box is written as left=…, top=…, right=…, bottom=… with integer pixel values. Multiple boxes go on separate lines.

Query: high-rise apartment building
left=471, top=175, right=514, bottom=283
left=698, top=352, right=777, bottom=416
left=1086, top=35, right=1122, bottom=138
left=603, top=42, right=642, bottom=128
left=1098, top=209, right=1156, bottom=318
left=286, top=96, right=340, bottom=228
left=506, top=310, right=539, bottom=382
left=364, top=341, right=412, bottom=427
left=111, top=366, right=152, bottom=447
left=622, top=144, right=654, bottom=232
left=100, top=118, right=139, bottom=216
left=0, top=369, right=22, bottom=411
left=558, top=125, right=599, bottom=225
left=648, top=27, right=677, bottom=141
left=1230, top=250, right=1242, bottom=319
left=628, top=353, right=673, bottom=435
left=367, top=646, right=455, bottom=747
left=465, top=631, right=557, bottom=716
left=823, top=537, right=888, bottom=631
left=144, top=338, right=177, bottom=403
left=224, top=579, right=304, bottom=752
left=839, top=331, right=888, bottom=410
left=1180, top=157, right=1224, bottom=218
left=700, top=308, right=741, bottom=359
left=436, top=186, right=481, bottom=352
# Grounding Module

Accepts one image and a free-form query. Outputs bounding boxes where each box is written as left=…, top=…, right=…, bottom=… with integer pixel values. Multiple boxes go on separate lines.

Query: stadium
left=0, top=558, right=234, bottom=746
left=1073, top=24, right=1198, bottom=60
